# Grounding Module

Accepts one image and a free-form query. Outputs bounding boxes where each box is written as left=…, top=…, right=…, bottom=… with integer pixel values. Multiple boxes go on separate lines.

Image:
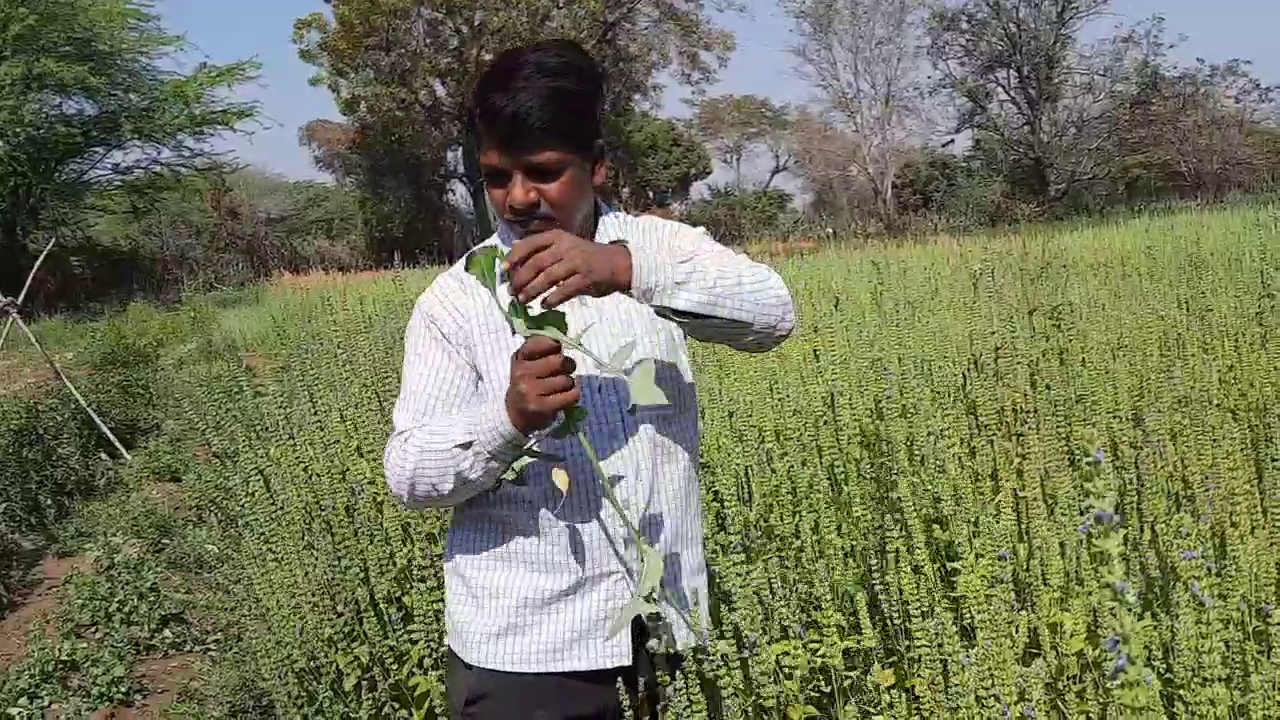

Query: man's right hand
left=506, top=336, right=581, bottom=434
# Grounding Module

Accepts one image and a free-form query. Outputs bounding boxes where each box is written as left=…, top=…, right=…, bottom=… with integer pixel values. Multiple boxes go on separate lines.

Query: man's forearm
left=384, top=394, right=530, bottom=509
left=618, top=221, right=796, bottom=352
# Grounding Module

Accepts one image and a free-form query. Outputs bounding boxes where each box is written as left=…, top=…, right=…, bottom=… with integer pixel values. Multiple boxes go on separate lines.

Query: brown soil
left=237, top=351, right=278, bottom=374
left=145, top=482, right=185, bottom=514
left=85, top=653, right=205, bottom=719
left=0, top=555, right=92, bottom=672
left=0, top=356, right=54, bottom=399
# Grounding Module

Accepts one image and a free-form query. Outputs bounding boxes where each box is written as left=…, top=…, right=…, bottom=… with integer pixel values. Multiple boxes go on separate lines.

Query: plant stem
left=576, top=428, right=645, bottom=559
left=575, top=427, right=699, bottom=639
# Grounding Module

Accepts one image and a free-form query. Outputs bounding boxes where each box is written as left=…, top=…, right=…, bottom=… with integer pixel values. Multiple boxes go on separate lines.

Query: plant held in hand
left=465, top=244, right=693, bottom=655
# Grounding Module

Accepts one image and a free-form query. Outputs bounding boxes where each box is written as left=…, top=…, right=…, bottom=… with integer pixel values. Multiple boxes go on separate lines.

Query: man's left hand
left=504, top=229, right=632, bottom=310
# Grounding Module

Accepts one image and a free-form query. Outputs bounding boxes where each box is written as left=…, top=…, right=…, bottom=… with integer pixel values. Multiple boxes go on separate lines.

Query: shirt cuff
left=618, top=235, right=674, bottom=306
left=474, top=395, right=529, bottom=465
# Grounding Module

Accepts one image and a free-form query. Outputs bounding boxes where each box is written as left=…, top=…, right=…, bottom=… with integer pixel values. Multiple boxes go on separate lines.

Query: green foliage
left=684, top=185, right=795, bottom=246
left=291, top=0, right=736, bottom=252
left=183, top=204, right=1275, bottom=717
left=5, top=205, right=1280, bottom=717
left=0, top=0, right=260, bottom=293
left=0, top=491, right=225, bottom=718
left=607, top=109, right=712, bottom=210
left=0, top=302, right=183, bottom=607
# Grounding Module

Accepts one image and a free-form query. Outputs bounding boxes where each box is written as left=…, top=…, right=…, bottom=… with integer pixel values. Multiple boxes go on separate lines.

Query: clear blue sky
left=156, top=0, right=1280, bottom=180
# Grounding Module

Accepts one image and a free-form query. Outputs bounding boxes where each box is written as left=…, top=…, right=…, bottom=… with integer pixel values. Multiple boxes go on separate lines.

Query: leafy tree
left=606, top=109, right=712, bottom=211
left=0, top=0, right=260, bottom=296
left=293, top=0, right=738, bottom=259
left=690, top=93, right=794, bottom=189
left=683, top=185, right=793, bottom=246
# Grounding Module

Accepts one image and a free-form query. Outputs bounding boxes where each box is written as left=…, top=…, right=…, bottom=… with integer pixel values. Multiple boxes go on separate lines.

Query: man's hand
left=504, top=229, right=632, bottom=310
left=505, top=335, right=581, bottom=434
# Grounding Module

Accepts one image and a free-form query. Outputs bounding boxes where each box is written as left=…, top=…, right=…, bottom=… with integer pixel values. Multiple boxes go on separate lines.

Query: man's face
left=479, top=142, right=606, bottom=240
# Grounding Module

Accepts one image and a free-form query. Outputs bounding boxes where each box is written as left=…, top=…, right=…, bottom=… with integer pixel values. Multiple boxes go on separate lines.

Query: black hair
left=467, top=38, right=606, bottom=161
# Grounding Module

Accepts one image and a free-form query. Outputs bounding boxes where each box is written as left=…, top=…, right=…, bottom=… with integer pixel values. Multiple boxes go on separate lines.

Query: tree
left=925, top=0, right=1117, bottom=209
left=293, top=0, right=739, bottom=259
left=606, top=109, right=712, bottom=212
left=690, top=93, right=795, bottom=189
left=1101, top=19, right=1280, bottom=203
left=683, top=185, right=794, bottom=246
left=782, top=0, right=931, bottom=229
left=0, top=0, right=260, bottom=296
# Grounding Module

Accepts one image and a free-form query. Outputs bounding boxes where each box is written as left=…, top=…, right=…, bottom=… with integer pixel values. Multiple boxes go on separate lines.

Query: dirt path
left=85, top=653, right=205, bottom=719
left=2, top=550, right=206, bottom=718
left=0, top=554, right=91, bottom=672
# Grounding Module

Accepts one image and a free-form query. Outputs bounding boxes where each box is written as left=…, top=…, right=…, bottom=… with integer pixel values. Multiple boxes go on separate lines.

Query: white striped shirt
left=383, top=204, right=795, bottom=673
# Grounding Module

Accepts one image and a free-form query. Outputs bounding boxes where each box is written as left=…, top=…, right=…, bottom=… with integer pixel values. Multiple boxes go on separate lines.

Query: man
left=383, top=38, right=795, bottom=719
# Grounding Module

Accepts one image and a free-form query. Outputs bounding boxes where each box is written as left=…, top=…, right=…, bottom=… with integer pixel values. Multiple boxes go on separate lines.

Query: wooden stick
left=0, top=234, right=58, bottom=351
left=4, top=309, right=133, bottom=462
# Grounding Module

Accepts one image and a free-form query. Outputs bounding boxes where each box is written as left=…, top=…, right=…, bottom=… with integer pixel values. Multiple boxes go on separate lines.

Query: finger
left=504, top=231, right=559, bottom=271
left=508, top=244, right=565, bottom=299
left=537, top=386, right=582, bottom=413
left=542, top=274, right=592, bottom=310
left=529, top=374, right=575, bottom=399
left=520, top=353, right=575, bottom=379
left=516, top=260, right=577, bottom=305
left=515, top=336, right=562, bottom=362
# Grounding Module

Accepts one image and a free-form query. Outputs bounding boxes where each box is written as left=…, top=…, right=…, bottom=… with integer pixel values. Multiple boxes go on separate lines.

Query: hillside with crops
left=4, top=204, right=1278, bottom=717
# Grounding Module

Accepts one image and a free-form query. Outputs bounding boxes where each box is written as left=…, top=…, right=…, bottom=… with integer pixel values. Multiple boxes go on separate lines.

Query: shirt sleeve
left=383, top=276, right=529, bottom=509
left=620, top=217, right=797, bottom=352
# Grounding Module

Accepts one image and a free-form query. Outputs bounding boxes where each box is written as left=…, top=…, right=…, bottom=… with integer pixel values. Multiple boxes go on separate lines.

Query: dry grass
left=0, top=356, right=54, bottom=399
left=269, top=268, right=400, bottom=289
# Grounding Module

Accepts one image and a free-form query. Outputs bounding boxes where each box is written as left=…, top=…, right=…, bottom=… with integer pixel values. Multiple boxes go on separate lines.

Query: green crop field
left=3, top=204, right=1280, bottom=718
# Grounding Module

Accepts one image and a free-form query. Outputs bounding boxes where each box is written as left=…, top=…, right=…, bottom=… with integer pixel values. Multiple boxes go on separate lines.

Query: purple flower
left=1103, top=635, right=1121, bottom=653
left=1093, top=508, right=1116, bottom=525
left=998, top=548, right=1010, bottom=561
left=1180, top=550, right=1199, bottom=561
left=1110, top=652, right=1130, bottom=679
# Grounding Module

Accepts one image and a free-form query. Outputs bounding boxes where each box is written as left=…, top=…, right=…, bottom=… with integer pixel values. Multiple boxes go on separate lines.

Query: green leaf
left=550, top=406, right=588, bottom=439
left=607, top=340, right=636, bottom=371
left=637, top=544, right=665, bottom=598
left=465, top=246, right=502, bottom=294
left=498, top=447, right=564, bottom=484
left=499, top=455, right=536, bottom=483
left=624, top=358, right=669, bottom=408
left=508, top=299, right=569, bottom=340
left=607, top=596, right=661, bottom=638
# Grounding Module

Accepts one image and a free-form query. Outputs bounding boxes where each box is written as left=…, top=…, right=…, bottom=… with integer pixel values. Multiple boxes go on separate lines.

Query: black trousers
left=446, top=618, right=682, bottom=719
